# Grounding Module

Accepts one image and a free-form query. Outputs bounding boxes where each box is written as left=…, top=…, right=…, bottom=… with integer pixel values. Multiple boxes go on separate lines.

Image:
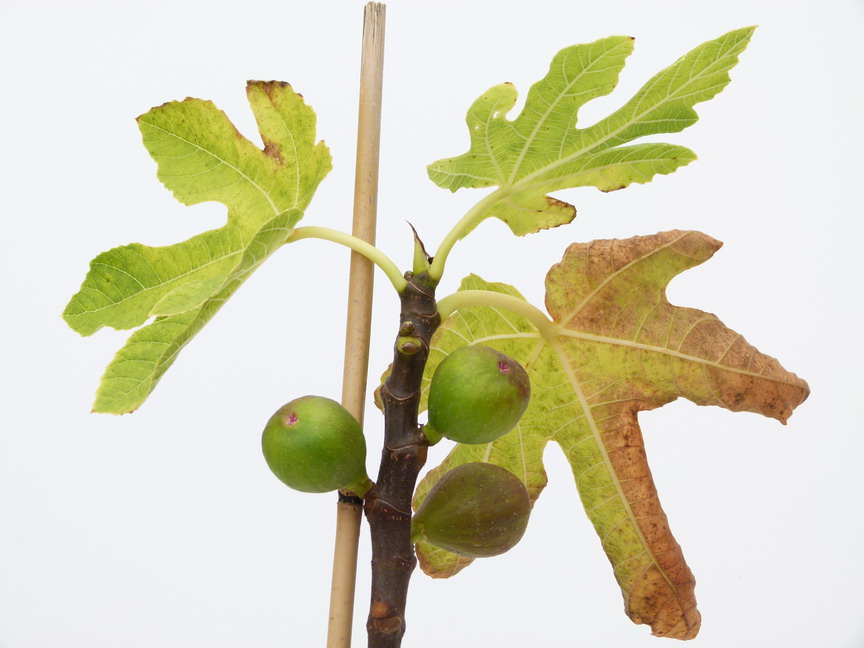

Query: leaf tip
left=600, top=184, right=627, bottom=194
left=246, top=79, right=293, bottom=97
left=92, top=397, right=139, bottom=416
left=136, top=97, right=210, bottom=124
left=135, top=100, right=175, bottom=123
left=727, top=25, right=758, bottom=49
left=60, top=308, right=84, bottom=336
left=90, top=404, right=130, bottom=416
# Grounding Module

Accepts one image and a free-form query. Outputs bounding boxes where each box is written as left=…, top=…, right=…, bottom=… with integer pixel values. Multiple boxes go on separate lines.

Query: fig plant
left=62, top=7, right=809, bottom=647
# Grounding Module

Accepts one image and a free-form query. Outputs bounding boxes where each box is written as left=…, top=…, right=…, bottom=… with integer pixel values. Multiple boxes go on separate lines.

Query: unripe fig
left=427, top=345, right=530, bottom=444
left=412, top=462, right=531, bottom=558
left=261, top=396, right=370, bottom=495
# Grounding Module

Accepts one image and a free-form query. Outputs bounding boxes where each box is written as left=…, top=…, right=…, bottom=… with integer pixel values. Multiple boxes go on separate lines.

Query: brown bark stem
left=365, top=272, right=440, bottom=648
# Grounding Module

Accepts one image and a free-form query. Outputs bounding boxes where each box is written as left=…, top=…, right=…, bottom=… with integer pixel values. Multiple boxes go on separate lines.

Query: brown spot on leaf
left=262, top=140, right=283, bottom=163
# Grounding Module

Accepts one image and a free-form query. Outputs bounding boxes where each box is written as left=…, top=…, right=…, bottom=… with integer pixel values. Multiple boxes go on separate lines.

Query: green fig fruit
left=261, top=396, right=370, bottom=495
left=426, top=345, right=530, bottom=444
left=411, top=462, right=531, bottom=558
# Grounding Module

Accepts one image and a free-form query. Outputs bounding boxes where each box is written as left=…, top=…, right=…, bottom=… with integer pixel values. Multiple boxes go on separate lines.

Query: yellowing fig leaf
left=63, top=81, right=331, bottom=413
left=414, top=231, right=809, bottom=639
left=428, top=28, right=754, bottom=238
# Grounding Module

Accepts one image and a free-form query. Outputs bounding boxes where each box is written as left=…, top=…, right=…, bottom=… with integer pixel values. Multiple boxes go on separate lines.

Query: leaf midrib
left=507, top=39, right=633, bottom=185
left=76, top=246, right=243, bottom=317
left=549, top=336, right=685, bottom=611
left=95, top=216, right=295, bottom=412
left=463, top=325, right=803, bottom=389
left=503, top=148, right=693, bottom=196
left=555, top=328, right=803, bottom=388
left=510, top=42, right=740, bottom=192
left=143, top=115, right=282, bottom=216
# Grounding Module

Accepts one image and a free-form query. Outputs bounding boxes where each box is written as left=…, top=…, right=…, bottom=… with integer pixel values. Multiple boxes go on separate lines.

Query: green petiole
left=436, top=289, right=558, bottom=339
left=286, top=226, right=408, bottom=293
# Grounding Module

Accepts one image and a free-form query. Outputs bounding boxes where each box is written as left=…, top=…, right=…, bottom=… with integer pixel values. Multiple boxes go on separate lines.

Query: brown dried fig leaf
left=414, top=230, right=809, bottom=639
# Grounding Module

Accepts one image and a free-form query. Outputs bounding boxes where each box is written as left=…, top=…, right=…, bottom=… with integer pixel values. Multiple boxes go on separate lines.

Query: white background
left=2, top=1, right=862, bottom=646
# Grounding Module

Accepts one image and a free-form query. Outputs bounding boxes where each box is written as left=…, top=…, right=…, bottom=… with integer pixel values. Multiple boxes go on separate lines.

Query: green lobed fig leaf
left=90, top=210, right=300, bottom=413
left=63, top=81, right=331, bottom=413
left=262, top=396, right=370, bottom=495
left=428, top=28, right=754, bottom=237
left=413, top=232, right=809, bottom=639
left=427, top=345, right=530, bottom=444
left=412, top=462, right=530, bottom=558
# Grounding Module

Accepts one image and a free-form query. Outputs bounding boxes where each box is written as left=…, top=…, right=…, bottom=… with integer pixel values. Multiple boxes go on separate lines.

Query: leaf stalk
left=287, top=226, right=407, bottom=293
left=427, top=188, right=509, bottom=281
left=436, top=288, right=558, bottom=338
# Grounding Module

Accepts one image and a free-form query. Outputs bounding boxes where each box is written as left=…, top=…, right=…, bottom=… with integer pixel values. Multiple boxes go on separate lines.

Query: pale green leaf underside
left=150, top=275, right=230, bottom=317
left=93, top=209, right=299, bottom=414
left=63, top=81, right=331, bottom=413
left=414, top=231, right=808, bottom=639
left=63, top=227, right=244, bottom=335
left=427, top=28, right=754, bottom=237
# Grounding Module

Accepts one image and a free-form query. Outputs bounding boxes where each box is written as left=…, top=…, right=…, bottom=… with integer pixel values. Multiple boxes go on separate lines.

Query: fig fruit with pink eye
left=262, top=396, right=370, bottom=495
left=426, top=345, right=530, bottom=444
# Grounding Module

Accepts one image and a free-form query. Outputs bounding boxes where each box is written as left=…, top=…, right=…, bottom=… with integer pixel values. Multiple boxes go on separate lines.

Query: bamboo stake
left=327, top=4, right=386, bottom=647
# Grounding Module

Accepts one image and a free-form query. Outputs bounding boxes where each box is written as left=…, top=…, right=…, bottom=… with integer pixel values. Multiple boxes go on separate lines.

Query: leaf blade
left=63, top=226, right=244, bottom=335
left=573, top=26, right=757, bottom=154
left=414, top=232, right=808, bottom=639
left=138, top=98, right=282, bottom=218
left=92, top=209, right=300, bottom=414
left=427, top=28, right=754, bottom=237
left=65, top=81, right=330, bottom=411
